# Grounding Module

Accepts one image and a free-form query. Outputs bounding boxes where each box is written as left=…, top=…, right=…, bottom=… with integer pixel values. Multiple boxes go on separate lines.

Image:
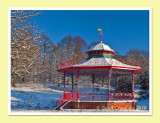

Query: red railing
left=56, top=92, right=132, bottom=107
left=110, top=93, right=132, bottom=100
left=56, top=92, right=77, bottom=107
left=79, top=93, right=108, bottom=100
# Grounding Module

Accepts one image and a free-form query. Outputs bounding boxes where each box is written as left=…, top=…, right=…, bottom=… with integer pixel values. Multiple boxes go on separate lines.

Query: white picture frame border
left=8, top=8, right=152, bottom=115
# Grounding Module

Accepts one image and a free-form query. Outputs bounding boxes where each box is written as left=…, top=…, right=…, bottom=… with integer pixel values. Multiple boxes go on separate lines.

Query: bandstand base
left=61, top=100, right=137, bottom=110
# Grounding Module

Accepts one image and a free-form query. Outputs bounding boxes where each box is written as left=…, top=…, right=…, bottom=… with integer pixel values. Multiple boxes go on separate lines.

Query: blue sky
left=34, top=10, right=149, bottom=55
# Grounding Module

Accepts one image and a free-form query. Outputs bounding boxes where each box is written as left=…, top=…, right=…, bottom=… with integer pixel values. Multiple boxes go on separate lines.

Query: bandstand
left=56, top=29, right=141, bottom=110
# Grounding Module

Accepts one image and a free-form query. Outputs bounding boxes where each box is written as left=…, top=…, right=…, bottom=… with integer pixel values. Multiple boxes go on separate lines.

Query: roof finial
left=97, top=29, right=102, bottom=43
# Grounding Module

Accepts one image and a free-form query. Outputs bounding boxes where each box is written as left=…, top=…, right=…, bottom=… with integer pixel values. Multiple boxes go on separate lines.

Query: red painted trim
left=57, top=92, right=134, bottom=105
left=132, top=71, right=135, bottom=100
left=132, top=91, right=134, bottom=100
left=57, top=66, right=141, bottom=72
left=64, top=71, right=65, bottom=99
left=72, top=74, right=74, bottom=90
left=72, top=90, right=73, bottom=99
left=87, top=50, right=115, bottom=55
left=108, top=68, right=111, bottom=101
left=139, top=69, right=141, bottom=74
left=77, top=90, right=79, bottom=100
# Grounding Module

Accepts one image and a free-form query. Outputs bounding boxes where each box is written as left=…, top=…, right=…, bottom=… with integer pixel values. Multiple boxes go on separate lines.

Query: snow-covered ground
left=11, top=82, right=149, bottom=112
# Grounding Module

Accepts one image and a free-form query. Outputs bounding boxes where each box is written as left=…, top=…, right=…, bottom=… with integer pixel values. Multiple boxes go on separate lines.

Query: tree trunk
left=12, top=79, right=16, bottom=87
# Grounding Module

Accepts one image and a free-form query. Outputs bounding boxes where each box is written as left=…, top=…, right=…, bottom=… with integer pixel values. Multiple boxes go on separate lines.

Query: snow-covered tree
left=11, top=10, right=42, bottom=86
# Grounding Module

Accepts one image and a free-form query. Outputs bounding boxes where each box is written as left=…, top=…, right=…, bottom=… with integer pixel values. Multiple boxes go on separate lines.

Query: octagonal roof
left=86, top=41, right=115, bottom=53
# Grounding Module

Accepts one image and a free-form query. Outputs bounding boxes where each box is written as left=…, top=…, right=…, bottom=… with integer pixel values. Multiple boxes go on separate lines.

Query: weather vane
left=97, top=29, right=104, bottom=42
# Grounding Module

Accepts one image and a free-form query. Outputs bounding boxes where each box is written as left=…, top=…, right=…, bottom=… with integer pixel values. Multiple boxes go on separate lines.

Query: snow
left=11, top=82, right=149, bottom=112
left=11, top=82, right=61, bottom=110
left=86, top=41, right=115, bottom=52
